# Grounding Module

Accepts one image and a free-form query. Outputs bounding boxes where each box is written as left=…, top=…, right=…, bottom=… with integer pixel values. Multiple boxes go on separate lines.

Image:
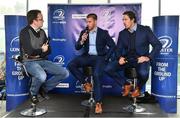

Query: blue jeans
left=24, top=60, right=69, bottom=96
left=67, top=55, right=106, bottom=102
left=105, top=60, right=150, bottom=89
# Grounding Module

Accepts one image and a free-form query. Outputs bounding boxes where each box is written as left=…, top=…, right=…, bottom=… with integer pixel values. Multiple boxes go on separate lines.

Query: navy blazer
left=75, top=27, right=116, bottom=60
left=116, top=24, right=162, bottom=60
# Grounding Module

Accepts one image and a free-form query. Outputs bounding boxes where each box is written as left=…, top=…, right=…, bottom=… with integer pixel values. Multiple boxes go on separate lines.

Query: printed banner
left=152, top=16, right=179, bottom=113
left=5, top=15, right=28, bottom=111
left=48, top=4, right=141, bottom=94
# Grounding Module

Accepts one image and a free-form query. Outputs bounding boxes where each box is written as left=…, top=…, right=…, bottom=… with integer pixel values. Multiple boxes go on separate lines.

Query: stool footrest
left=81, top=99, right=95, bottom=107
left=20, top=105, right=47, bottom=116
left=123, top=104, right=146, bottom=113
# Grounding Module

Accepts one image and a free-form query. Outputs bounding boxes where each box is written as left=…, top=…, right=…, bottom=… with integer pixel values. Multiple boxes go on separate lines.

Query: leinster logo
left=53, top=55, right=65, bottom=65
left=102, top=9, right=111, bottom=17
left=52, top=9, right=66, bottom=24
left=159, top=35, right=173, bottom=55
left=10, top=36, right=20, bottom=52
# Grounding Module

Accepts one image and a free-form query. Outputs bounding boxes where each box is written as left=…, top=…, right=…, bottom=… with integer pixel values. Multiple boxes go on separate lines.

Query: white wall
left=72, top=0, right=108, bottom=4
left=161, top=0, right=180, bottom=53
left=161, top=0, right=180, bottom=15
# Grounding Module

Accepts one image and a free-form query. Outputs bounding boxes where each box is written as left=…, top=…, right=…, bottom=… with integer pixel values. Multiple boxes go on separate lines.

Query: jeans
left=24, top=60, right=69, bottom=96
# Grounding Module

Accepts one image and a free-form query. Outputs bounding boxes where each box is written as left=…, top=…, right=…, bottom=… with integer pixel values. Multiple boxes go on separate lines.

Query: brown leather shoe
left=131, top=87, right=140, bottom=97
left=122, top=84, right=132, bottom=96
left=83, top=83, right=92, bottom=93
left=95, top=103, right=102, bottom=114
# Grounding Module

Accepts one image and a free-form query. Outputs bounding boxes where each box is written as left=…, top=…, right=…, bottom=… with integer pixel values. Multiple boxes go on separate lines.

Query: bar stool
left=12, top=55, right=47, bottom=116
left=123, top=67, right=146, bottom=113
left=81, top=66, right=95, bottom=107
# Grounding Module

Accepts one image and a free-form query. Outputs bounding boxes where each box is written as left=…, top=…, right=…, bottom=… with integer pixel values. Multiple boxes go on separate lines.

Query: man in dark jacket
left=105, top=11, right=162, bottom=97
left=68, top=13, right=116, bottom=114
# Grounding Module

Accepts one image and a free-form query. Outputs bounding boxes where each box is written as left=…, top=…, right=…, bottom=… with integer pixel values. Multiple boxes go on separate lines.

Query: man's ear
left=95, top=20, right=97, bottom=26
left=131, top=18, right=134, bottom=23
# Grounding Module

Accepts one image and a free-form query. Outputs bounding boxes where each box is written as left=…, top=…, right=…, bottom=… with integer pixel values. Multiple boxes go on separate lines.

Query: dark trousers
left=104, top=60, right=150, bottom=89
left=67, top=54, right=106, bottom=102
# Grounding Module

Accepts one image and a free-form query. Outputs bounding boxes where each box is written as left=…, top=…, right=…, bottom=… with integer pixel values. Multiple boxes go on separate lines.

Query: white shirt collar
left=129, top=23, right=137, bottom=33
left=90, top=27, right=97, bottom=33
left=30, top=25, right=40, bottom=32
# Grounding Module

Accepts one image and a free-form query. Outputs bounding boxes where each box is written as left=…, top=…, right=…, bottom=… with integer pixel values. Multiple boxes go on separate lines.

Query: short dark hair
left=123, top=11, right=137, bottom=23
left=86, top=13, right=97, bottom=20
left=27, top=10, right=41, bottom=25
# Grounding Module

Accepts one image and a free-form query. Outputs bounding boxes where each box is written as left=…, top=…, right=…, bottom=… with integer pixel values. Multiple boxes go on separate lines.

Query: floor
left=1, top=94, right=179, bottom=117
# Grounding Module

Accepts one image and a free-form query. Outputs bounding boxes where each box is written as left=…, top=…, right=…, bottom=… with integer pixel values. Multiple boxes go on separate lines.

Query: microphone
left=12, top=55, right=22, bottom=62
left=46, top=37, right=51, bottom=44
left=85, top=26, right=89, bottom=34
left=80, top=27, right=89, bottom=45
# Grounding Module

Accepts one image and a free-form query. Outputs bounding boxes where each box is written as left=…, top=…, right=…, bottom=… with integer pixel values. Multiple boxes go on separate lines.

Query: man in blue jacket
left=105, top=11, right=162, bottom=97
left=68, top=13, right=115, bottom=114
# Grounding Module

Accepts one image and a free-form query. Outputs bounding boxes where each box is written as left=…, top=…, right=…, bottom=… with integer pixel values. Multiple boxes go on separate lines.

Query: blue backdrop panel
left=48, top=4, right=141, bottom=95
left=5, top=15, right=28, bottom=111
left=152, top=16, right=179, bottom=113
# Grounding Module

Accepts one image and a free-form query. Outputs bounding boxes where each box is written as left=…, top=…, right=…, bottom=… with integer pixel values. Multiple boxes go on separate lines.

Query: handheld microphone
left=80, top=27, right=89, bottom=44
left=46, top=37, right=51, bottom=44
left=85, top=26, right=89, bottom=34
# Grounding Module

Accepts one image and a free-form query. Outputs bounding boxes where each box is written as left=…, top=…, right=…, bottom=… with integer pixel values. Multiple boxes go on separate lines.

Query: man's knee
left=35, top=72, right=47, bottom=83
left=63, top=69, right=69, bottom=78
left=56, top=66, right=70, bottom=78
left=138, top=70, right=149, bottom=78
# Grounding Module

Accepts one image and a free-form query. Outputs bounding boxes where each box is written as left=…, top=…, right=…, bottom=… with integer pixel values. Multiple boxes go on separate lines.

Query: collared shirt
left=128, top=23, right=137, bottom=33
left=88, top=27, right=98, bottom=55
left=30, top=25, right=40, bottom=32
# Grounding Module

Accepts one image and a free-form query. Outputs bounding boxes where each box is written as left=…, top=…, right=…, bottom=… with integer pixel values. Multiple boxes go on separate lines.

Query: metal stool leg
left=81, top=75, right=95, bottom=107
left=20, top=102, right=47, bottom=116
left=123, top=77, right=146, bottom=113
left=132, top=78, right=146, bottom=113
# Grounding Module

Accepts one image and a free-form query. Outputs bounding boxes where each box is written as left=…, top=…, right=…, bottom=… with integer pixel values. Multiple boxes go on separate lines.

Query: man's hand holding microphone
left=80, top=27, right=89, bottom=45
left=41, top=40, right=49, bottom=52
